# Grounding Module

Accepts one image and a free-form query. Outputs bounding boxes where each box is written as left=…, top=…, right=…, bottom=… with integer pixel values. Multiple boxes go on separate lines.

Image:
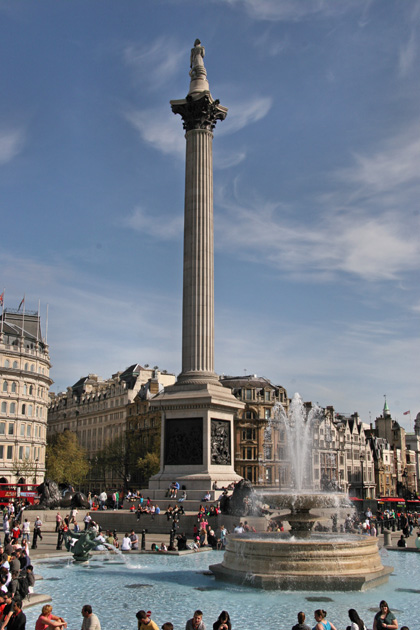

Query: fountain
left=210, top=394, right=393, bottom=590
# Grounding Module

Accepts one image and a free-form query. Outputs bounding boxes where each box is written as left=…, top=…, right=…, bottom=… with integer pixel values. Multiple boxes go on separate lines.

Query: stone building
left=0, top=308, right=52, bottom=484
left=48, top=365, right=175, bottom=488
left=404, top=412, right=420, bottom=498
left=220, top=375, right=289, bottom=487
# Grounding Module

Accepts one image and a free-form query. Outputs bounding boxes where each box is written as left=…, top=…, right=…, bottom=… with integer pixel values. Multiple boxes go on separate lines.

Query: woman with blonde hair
left=35, top=605, right=67, bottom=630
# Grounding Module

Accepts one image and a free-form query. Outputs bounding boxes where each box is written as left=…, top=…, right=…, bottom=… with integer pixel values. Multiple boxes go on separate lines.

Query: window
left=1, top=402, right=6, bottom=414
left=29, top=385, right=33, bottom=395
left=12, top=361, right=18, bottom=369
left=8, top=424, right=14, bottom=435
left=0, top=446, right=3, bottom=459
left=28, top=405, right=33, bottom=417
left=2, top=382, right=7, bottom=393
left=30, top=365, right=35, bottom=372
left=21, top=404, right=26, bottom=415
left=26, top=425, right=31, bottom=437
left=23, top=384, right=27, bottom=395
left=7, top=446, right=13, bottom=460
left=20, top=424, right=25, bottom=437
left=264, top=409, right=271, bottom=420
left=19, top=446, right=23, bottom=460
left=11, top=383, right=17, bottom=393
left=25, top=446, right=30, bottom=459
left=24, top=363, right=28, bottom=371
left=265, top=391, right=270, bottom=401
left=9, top=403, right=15, bottom=414
left=4, top=360, right=9, bottom=368
left=0, top=423, right=5, bottom=435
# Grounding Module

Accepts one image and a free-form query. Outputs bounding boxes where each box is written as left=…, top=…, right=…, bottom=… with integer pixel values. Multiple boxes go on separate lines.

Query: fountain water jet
left=210, top=394, right=393, bottom=590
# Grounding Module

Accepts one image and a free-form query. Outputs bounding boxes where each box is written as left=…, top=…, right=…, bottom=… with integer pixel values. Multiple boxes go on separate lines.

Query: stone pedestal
left=149, top=382, right=243, bottom=492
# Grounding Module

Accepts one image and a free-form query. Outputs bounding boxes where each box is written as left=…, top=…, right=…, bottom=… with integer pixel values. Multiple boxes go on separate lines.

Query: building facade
left=221, top=375, right=289, bottom=487
left=48, top=365, right=175, bottom=489
left=0, top=308, right=52, bottom=484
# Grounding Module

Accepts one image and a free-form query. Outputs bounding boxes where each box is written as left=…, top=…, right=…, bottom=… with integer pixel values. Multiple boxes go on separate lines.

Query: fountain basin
left=209, top=532, right=393, bottom=591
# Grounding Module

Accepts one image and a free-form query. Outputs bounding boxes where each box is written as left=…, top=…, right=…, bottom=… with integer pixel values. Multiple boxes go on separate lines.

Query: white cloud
left=123, top=36, right=185, bottom=91
left=217, top=0, right=356, bottom=22
left=123, top=206, right=183, bottom=240
left=336, top=130, right=420, bottom=193
left=124, top=108, right=184, bottom=156
left=215, top=123, right=420, bottom=282
left=0, top=127, right=24, bottom=164
left=125, top=96, right=271, bottom=158
left=399, top=30, right=417, bottom=77
left=219, top=96, right=273, bottom=135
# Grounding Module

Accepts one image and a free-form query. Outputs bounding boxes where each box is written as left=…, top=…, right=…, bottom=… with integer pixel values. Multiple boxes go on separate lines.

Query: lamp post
left=33, top=458, right=38, bottom=484
left=360, top=454, right=365, bottom=500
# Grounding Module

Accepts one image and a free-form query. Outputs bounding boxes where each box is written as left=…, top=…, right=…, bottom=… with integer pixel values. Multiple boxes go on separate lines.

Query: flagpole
left=22, top=294, right=26, bottom=337
left=36, top=299, right=40, bottom=343
left=45, top=303, right=49, bottom=345
left=0, top=289, right=4, bottom=337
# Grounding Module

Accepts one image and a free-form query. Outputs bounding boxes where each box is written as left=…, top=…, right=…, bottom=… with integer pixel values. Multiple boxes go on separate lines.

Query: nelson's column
left=149, top=40, right=244, bottom=495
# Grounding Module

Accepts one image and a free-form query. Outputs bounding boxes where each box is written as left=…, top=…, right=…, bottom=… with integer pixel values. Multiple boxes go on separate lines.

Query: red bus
left=0, top=483, right=39, bottom=507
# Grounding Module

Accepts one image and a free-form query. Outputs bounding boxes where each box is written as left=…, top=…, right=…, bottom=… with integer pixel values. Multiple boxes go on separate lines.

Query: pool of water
left=27, top=548, right=416, bottom=630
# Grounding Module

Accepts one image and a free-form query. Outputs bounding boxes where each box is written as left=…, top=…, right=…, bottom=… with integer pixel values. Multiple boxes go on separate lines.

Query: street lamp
left=360, top=454, right=364, bottom=500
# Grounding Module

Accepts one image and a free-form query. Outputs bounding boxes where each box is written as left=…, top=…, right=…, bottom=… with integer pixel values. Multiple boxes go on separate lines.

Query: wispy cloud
left=219, top=96, right=273, bottom=135
left=123, top=36, right=185, bottom=91
left=123, top=206, right=183, bottom=240
left=0, top=127, right=24, bottom=164
left=125, top=95, right=271, bottom=158
left=335, top=128, right=420, bottom=193
left=399, top=29, right=417, bottom=77
left=215, top=123, right=420, bottom=282
left=124, top=108, right=184, bottom=156
left=216, top=0, right=356, bottom=22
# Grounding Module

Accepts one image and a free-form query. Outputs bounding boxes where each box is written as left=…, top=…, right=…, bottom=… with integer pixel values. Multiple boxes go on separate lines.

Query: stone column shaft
left=182, top=128, right=214, bottom=378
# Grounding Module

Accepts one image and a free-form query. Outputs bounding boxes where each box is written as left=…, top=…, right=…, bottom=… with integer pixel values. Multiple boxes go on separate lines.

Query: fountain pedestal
left=210, top=492, right=393, bottom=591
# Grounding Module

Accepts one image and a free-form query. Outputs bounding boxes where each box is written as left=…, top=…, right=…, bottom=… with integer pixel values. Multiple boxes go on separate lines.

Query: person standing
left=81, top=606, right=100, bottom=630
left=21, top=520, right=30, bottom=543
left=31, top=517, right=42, bottom=549
left=55, top=513, right=62, bottom=533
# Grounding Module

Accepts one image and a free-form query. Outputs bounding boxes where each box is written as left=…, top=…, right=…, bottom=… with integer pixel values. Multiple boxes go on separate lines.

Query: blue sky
left=1, top=0, right=419, bottom=429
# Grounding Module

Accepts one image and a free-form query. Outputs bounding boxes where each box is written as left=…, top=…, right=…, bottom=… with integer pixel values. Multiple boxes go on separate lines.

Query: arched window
left=30, top=365, right=35, bottom=372
left=9, top=403, right=16, bottom=414
left=1, top=402, right=6, bottom=413
left=29, top=385, right=34, bottom=396
left=2, top=382, right=7, bottom=393
left=27, top=405, right=33, bottom=417
left=21, top=404, right=26, bottom=415
left=12, top=361, right=18, bottom=369
left=4, top=360, right=9, bottom=368
left=23, top=384, right=27, bottom=395
left=11, top=383, right=17, bottom=393
left=24, top=363, right=28, bottom=371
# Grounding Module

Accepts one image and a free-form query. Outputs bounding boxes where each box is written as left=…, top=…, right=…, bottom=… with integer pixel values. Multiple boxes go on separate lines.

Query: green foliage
left=46, top=431, right=89, bottom=486
left=136, top=451, right=160, bottom=484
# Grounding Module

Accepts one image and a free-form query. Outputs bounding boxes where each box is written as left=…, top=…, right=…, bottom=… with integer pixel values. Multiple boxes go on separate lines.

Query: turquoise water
left=27, top=548, right=416, bottom=630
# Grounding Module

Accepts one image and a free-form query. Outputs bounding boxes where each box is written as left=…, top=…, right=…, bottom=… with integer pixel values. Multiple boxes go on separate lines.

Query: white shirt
left=121, top=537, right=131, bottom=551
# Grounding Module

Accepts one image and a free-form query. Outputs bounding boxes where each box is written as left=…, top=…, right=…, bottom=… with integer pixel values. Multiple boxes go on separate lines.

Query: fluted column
left=181, top=128, right=214, bottom=380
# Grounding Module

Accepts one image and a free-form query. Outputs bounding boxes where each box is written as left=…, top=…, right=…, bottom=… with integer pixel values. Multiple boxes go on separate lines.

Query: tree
left=136, top=452, right=160, bottom=484
left=12, top=458, right=37, bottom=482
left=96, top=435, right=128, bottom=488
left=46, top=431, right=89, bottom=486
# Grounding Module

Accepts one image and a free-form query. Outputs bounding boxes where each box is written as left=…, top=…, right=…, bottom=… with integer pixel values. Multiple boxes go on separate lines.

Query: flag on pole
left=18, top=296, right=25, bottom=311
left=403, top=410, right=411, bottom=415
left=0, top=292, right=3, bottom=306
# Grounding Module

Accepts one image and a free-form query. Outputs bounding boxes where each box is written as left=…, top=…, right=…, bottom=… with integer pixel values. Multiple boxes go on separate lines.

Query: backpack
left=17, top=576, right=29, bottom=600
